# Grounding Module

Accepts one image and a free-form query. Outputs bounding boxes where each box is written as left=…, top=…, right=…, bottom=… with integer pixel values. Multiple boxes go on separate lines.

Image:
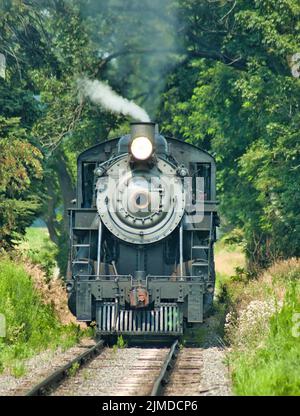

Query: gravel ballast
left=0, top=338, right=96, bottom=396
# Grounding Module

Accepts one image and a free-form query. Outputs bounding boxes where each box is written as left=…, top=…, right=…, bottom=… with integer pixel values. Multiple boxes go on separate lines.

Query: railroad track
left=26, top=340, right=105, bottom=396
left=151, top=342, right=206, bottom=396
left=150, top=340, right=179, bottom=395
left=24, top=340, right=213, bottom=396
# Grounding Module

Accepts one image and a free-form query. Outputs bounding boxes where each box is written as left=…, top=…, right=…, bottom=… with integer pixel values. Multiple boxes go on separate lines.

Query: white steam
left=78, top=78, right=151, bottom=122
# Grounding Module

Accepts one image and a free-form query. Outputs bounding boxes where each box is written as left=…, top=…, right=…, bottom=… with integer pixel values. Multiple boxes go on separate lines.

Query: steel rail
left=150, top=340, right=179, bottom=396
left=26, top=339, right=105, bottom=396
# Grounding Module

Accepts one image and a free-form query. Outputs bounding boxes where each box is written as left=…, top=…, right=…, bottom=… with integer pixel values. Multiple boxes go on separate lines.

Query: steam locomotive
left=66, top=122, right=218, bottom=340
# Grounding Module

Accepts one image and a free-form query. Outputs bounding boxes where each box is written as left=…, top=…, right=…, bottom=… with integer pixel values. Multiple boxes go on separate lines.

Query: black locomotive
left=66, top=122, right=218, bottom=339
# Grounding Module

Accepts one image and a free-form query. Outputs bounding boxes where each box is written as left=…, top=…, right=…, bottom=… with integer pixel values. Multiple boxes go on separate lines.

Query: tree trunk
left=55, top=152, right=76, bottom=234
left=42, top=177, right=59, bottom=245
left=43, top=153, right=75, bottom=245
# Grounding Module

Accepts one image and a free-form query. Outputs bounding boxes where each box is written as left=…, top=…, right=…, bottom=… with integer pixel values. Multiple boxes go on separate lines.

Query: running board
left=96, top=303, right=183, bottom=335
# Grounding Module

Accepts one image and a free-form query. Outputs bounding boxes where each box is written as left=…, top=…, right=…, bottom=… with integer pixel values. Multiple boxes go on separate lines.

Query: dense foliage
left=0, top=98, right=42, bottom=248
left=0, top=0, right=299, bottom=271
left=160, top=0, right=300, bottom=271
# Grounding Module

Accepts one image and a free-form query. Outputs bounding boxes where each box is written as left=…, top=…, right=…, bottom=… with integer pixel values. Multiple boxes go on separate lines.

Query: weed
left=82, top=369, right=89, bottom=381
left=113, top=335, right=127, bottom=351
left=68, top=362, right=80, bottom=377
left=11, top=361, right=26, bottom=378
left=116, top=335, right=127, bottom=349
left=230, top=266, right=252, bottom=283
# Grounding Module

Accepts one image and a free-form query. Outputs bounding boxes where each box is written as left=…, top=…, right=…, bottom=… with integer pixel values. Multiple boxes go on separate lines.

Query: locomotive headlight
left=130, top=136, right=153, bottom=160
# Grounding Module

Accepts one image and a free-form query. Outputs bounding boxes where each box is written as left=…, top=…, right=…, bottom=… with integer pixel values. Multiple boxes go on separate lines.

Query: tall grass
left=18, top=227, right=58, bottom=280
left=226, top=260, right=300, bottom=396
left=0, top=258, right=82, bottom=375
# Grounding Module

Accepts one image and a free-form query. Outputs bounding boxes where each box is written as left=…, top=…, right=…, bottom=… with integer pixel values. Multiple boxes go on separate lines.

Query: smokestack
left=130, top=122, right=155, bottom=145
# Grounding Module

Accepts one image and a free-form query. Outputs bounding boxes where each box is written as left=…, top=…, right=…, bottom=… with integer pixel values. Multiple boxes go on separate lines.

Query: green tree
left=0, top=0, right=45, bottom=249
left=0, top=116, right=42, bottom=248
left=159, top=0, right=300, bottom=271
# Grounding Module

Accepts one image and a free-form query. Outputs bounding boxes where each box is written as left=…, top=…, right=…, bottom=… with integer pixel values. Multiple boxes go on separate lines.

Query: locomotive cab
left=67, top=122, right=218, bottom=339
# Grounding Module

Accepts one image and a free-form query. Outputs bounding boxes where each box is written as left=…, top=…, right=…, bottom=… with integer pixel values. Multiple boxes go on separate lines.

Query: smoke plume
left=79, top=0, right=180, bottom=119
left=79, top=78, right=151, bottom=122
